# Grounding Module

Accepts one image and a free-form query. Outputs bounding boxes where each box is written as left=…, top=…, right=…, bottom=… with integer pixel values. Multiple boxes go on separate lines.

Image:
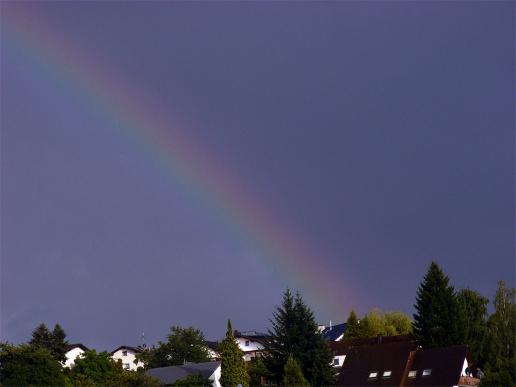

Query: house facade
left=234, top=331, right=269, bottom=361
left=63, top=343, right=89, bottom=368
left=110, top=345, right=145, bottom=371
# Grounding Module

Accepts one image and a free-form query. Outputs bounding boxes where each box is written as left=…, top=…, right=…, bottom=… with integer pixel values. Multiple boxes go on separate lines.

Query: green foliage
left=343, top=310, right=360, bottom=340
left=342, top=309, right=412, bottom=339
left=67, top=350, right=123, bottom=385
left=66, top=350, right=160, bottom=387
left=220, top=320, right=249, bottom=387
left=29, top=323, right=69, bottom=363
left=171, top=373, right=211, bottom=386
left=456, top=288, right=488, bottom=365
left=137, top=326, right=211, bottom=369
left=481, top=281, right=516, bottom=386
left=247, top=356, right=270, bottom=386
left=282, top=355, right=309, bottom=387
left=0, top=343, right=66, bottom=387
left=266, top=289, right=335, bottom=386
left=413, top=262, right=460, bottom=347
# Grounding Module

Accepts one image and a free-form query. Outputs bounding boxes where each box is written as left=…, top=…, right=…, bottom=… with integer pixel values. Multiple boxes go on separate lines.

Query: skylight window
left=422, top=369, right=432, bottom=376
left=382, top=371, right=392, bottom=378
left=408, top=370, right=417, bottom=378
left=368, top=372, right=378, bottom=379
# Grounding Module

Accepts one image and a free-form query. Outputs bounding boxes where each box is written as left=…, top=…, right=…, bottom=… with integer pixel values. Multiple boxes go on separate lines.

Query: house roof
left=110, top=345, right=142, bottom=354
left=321, top=323, right=347, bottom=341
left=403, top=345, right=471, bottom=387
left=330, top=335, right=415, bottom=356
left=146, top=361, right=221, bottom=385
left=337, top=340, right=416, bottom=386
left=234, top=331, right=270, bottom=346
left=65, top=343, right=89, bottom=352
left=205, top=341, right=220, bottom=351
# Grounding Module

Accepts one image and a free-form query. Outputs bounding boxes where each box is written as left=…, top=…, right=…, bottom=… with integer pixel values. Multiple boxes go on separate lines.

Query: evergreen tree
left=456, top=288, right=488, bottom=365
left=481, top=281, right=516, bottom=386
left=29, top=323, right=52, bottom=350
left=266, top=289, right=335, bottom=386
left=343, top=310, right=361, bottom=340
left=413, top=262, right=460, bottom=347
left=50, top=324, right=69, bottom=363
left=247, top=356, right=270, bottom=386
left=282, top=355, right=309, bottom=387
left=220, top=320, right=249, bottom=387
left=29, top=323, right=69, bottom=363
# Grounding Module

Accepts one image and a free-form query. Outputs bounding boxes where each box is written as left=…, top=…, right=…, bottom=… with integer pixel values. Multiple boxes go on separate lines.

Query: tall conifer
left=266, top=289, right=335, bottom=386
left=220, top=320, right=249, bottom=387
left=413, top=262, right=460, bottom=347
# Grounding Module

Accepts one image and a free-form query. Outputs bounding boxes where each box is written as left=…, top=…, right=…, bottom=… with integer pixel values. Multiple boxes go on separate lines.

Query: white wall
left=209, top=365, right=222, bottom=387
left=111, top=349, right=144, bottom=371
left=236, top=337, right=264, bottom=353
left=64, top=347, right=85, bottom=368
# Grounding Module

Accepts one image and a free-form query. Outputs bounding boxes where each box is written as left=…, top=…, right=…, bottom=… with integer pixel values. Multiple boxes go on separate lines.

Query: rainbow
left=2, top=5, right=357, bottom=318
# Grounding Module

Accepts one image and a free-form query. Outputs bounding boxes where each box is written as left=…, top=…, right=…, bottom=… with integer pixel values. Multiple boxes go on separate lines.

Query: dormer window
left=382, top=371, right=392, bottom=378
left=122, top=350, right=128, bottom=356
left=408, top=370, right=417, bottom=378
left=368, top=372, right=378, bottom=379
left=422, top=369, right=432, bottom=376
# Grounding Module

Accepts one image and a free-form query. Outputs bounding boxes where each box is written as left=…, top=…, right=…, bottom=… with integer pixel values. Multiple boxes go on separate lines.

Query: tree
left=413, top=262, right=460, bottom=347
left=282, top=355, right=309, bottom=387
left=266, top=289, right=335, bottom=386
left=29, top=322, right=69, bottom=363
left=0, top=343, right=66, bottom=387
left=51, top=324, right=69, bottom=363
left=456, top=288, right=488, bottom=365
left=247, top=356, right=270, bottom=386
left=137, top=326, right=210, bottom=369
left=481, top=281, right=516, bottom=386
left=343, top=310, right=361, bottom=340
left=220, top=320, right=249, bottom=387
left=67, top=350, right=160, bottom=387
left=343, top=309, right=412, bottom=339
left=383, top=311, right=413, bottom=336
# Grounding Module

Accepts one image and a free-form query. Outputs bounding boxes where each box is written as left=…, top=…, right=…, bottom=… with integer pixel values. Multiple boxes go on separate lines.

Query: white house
left=234, top=331, right=268, bottom=361
left=63, top=343, right=89, bottom=368
left=110, top=345, right=145, bottom=371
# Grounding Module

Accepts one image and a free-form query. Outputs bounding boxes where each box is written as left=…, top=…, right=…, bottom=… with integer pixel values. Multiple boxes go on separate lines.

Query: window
left=368, top=372, right=378, bottom=379
left=123, top=363, right=130, bottom=370
left=122, top=350, right=128, bottom=356
left=408, top=370, right=417, bottom=378
left=422, top=369, right=432, bottom=376
left=245, top=340, right=250, bottom=346
left=333, top=358, right=340, bottom=365
left=382, top=371, right=392, bottom=378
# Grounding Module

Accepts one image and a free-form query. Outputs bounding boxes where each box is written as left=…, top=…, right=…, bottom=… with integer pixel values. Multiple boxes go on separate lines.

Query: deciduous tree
left=0, top=343, right=65, bottom=387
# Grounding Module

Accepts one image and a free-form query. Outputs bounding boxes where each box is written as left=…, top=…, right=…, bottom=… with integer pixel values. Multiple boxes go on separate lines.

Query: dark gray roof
left=322, top=323, right=347, bottom=341
left=146, top=361, right=221, bottom=385
left=65, top=343, right=89, bottom=352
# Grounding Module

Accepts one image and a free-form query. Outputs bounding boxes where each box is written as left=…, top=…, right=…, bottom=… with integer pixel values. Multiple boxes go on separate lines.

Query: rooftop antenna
left=330, top=320, right=332, bottom=329
left=141, top=332, right=146, bottom=349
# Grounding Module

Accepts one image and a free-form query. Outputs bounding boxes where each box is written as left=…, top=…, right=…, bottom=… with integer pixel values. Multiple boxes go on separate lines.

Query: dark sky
left=1, top=2, right=514, bottom=351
